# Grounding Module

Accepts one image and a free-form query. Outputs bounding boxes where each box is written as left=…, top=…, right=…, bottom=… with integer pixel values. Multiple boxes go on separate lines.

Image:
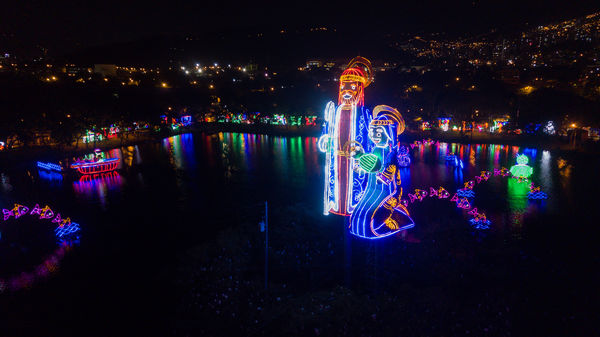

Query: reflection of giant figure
left=319, top=57, right=374, bottom=216
left=349, top=106, right=414, bottom=239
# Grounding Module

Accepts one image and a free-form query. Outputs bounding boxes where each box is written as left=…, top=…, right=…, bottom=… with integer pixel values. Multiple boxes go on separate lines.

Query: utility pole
left=260, top=201, right=268, bottom=290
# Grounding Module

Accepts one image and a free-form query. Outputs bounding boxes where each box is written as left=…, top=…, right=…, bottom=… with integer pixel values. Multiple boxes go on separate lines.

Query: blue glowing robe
left=349, top=147, right=414, bottom=239
left=320, top=102, right=371, bottom=216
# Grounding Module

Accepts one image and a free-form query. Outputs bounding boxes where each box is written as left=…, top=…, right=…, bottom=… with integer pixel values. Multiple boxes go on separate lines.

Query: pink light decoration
left=413, top=189, right=428, bottom=201
left=474, top=212, right=487, bottom=222
left=438, top=187, right=450, bottom=198
left=429, top=187, right=438, bottom=198
left=457, top=198, right=471, bottom=209
left=40, top=206, right=54, bottom=219
left=0, top=201, right=80, bottom=294
left=2, top=208, right=14, bottom=221
left=475, top=176, right=482, bottom=184
left=59, top=217, right=72, bottom=228
left=30, top=204, right=42, bottom=216
left=408, top=193, right=418, bottom=203
left=468, top=207, right=479, bottom=216
left=450, top=193, right=459, bottom=202
left=15, top=204, right=29, bottom=218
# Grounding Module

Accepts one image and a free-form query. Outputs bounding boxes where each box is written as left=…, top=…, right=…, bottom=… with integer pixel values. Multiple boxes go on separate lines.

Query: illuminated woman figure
left=349, top=106, right=415, bottom=239
left=319, top=57, right=374, bottom=216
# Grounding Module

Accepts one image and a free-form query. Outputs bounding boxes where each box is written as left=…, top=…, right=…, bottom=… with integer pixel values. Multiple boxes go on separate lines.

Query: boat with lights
left=70, top=157, right=119, bottom=175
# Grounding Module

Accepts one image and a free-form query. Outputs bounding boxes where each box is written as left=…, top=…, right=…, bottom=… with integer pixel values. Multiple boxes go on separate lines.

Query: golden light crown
left=340, top=74, right=367, bottom=84
left=370, top=120, right=394, bottom=126
left=372, top=105, right=406, bottom=136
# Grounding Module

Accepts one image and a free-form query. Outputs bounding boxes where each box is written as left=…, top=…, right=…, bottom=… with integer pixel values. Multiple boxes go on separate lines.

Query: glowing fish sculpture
left=527, top=183, right=548, bottom=200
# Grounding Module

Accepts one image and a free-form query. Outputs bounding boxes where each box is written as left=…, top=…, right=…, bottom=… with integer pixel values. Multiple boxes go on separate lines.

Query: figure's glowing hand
left=317, top=135, right=329, bottom=152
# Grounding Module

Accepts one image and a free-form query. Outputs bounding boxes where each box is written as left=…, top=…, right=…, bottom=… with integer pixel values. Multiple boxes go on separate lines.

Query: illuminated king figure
left=319, top=57, right=374, bottom=216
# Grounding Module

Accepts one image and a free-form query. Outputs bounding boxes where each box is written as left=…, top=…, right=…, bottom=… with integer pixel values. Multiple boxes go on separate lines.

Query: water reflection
left=73, top=171, right=124, bottom=208
left=31, top=133, right=575, bottom=242
left=163, top=133, right=197, bottom=170
left=37, top=169, right=63, bottom=185
left=121, top=145, right=142, bottom=168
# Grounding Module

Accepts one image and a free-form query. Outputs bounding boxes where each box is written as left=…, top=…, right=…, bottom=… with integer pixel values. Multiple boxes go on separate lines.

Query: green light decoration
left=358, top=153, right=381, bottom=172
left=510, top=154, right=533, bottom=178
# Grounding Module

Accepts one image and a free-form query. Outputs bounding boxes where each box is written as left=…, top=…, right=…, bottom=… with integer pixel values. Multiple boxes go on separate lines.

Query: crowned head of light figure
left=516, top=154, right=529, bottom=165
left=338, top=57, right=373, bottom=107
left=368, top=105, right=406, bottom=148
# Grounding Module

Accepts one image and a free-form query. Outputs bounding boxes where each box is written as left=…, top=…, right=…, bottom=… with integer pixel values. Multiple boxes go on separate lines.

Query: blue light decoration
left=55, top=222, right=81, bottom=238
left=319, top=57, right=374, bottom=216
left=180, top=115, right=193, bottom=126
left=528, top=183, right=548, bottom=200
left=468, top=207, right=490, bottom=229
left=457, top=189, right=475, bottom=198
left=37, top=161, right=63, bottom=172
left=457, top=180, right=475, bottom=197
left=0, top=202, right=80, bottom=293
left=446, top=152, right=457, bottom=161
left=469, top=217, right=491, bottom=229
left=397, top=145, right=411, bottom=167
left=348, top=105, right=415, bottom=239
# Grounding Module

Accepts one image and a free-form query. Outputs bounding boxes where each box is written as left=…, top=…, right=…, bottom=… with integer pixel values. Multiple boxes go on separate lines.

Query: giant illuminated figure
left=349, top=106, right=415, bottom=239
left=319, top=57, right=374, bottom=216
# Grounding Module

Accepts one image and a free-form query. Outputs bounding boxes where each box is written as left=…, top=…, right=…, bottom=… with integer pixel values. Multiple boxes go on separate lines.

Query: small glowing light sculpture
left=543, top=121, right=556, bottom=135
left=510, top=154, right=533, bottom=179
left=349, top=105, right=414, bottom=239
left=469, top=216, right=491, bottom=229
left=446, top=152, right=456, bottom=161
left=438, top=118, right=450, bottom=131
left=397, top=146, right=411, bottom=167
left=37, top=161, right=63, bottom=172
left=320, top=57, right=374, bottom=216
left=0, top=202, right=80, bottom=293
left=528, top=183, right=548, bottom=200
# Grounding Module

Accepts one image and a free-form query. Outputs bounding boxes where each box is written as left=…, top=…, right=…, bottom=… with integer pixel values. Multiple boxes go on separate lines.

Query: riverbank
left=2, top=123, right=598, bottom=169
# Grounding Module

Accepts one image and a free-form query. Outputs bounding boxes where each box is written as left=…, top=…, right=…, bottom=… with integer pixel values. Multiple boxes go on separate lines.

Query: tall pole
left=264, top=201, right=268, bottom=290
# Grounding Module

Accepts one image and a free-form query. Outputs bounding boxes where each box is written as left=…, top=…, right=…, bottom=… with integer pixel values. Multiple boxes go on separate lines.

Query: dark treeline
left=1, top=63, right=599, bottom=149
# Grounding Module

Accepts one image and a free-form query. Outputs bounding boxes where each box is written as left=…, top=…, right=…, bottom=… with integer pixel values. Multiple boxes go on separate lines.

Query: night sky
left=1, top=0, right=599, bottom=54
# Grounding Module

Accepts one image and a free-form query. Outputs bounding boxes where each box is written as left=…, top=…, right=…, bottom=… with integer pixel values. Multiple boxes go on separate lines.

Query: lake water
left=0, top=132, right=597, bottom=335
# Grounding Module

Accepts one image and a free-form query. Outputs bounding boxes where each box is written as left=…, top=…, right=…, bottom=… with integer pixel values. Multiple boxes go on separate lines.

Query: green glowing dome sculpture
left=510, top=154, right=533, bottom=179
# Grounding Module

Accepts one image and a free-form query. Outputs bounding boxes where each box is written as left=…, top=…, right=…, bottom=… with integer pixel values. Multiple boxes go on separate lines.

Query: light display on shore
left=348, top=105, right=414, bottom=239
left=0, top=203, right=80, bottom=292
left=319, top=57, right=374, bottom=216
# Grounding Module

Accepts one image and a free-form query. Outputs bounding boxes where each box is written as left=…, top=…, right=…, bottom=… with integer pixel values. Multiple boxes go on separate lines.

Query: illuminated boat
left=70, top=158, right=119, bottom=175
